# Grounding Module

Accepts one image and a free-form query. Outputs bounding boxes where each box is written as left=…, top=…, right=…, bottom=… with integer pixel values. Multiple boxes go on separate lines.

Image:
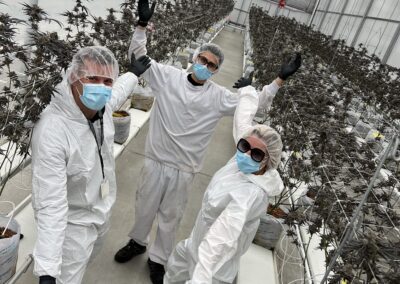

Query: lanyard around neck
left=88, top=111, right=105, bottom=179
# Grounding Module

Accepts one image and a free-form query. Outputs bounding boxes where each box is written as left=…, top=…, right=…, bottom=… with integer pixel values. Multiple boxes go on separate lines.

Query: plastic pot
left=112, top=110, right=131, bottom=145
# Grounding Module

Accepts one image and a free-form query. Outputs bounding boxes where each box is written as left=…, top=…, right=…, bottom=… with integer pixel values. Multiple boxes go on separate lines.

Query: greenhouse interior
left=0, top=0, right=399, bottom=283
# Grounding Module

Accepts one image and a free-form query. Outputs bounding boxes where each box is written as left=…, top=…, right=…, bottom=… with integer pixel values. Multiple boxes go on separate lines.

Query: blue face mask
left=192, top=63, right=213, bottom=81
left=80, top=83, right=112, bottom=111
left=236, top=150, right=260, bottom=174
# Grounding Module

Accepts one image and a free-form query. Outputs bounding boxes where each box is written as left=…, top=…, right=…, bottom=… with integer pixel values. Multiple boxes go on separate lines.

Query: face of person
left=244, top=136, right=268, bottom=162
left=196, top=51, right=219, bottom=72
left=70, top=60, right=114, bottom=117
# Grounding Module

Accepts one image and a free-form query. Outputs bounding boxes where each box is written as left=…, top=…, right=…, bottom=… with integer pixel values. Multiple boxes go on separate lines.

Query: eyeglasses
left=237, top=138, right=267, bottom=163
left=197, top=54, right=219, bottom=72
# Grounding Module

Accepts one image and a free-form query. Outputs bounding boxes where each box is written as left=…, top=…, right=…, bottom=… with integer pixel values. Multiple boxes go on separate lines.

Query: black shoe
left=147, top=258, right=165, bottom=284
left=114, top=239, right=146, bottom=263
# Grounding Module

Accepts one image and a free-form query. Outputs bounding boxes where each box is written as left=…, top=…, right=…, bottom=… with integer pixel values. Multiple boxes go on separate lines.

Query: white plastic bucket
left=0, top=216, right=20, bottom=284
left=113, top=111, right=131, bottom=145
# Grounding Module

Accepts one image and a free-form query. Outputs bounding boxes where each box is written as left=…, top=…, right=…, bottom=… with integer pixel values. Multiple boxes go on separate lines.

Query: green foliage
left=249, top=6, right=400, bottom=283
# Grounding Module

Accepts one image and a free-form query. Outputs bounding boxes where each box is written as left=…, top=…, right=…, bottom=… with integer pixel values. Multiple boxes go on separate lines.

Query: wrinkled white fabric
left=129, top=158, right=195, bottom=265
left=128, top=27, right=280, bottom=267
left=165, top=86, right=284, bottom=284
left=129, top=28, right=279, bottom=173
left=31, top=72, right=137, bottom=281
left=58, top=223, right=108, bottom=284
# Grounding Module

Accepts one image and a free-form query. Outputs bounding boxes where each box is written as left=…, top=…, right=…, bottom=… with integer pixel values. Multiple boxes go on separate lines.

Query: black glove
left=278, top=53, right=301, bottom=80
left=39, top=275, right=56, bottom=284
left=233, top=71, right=254, bottom=89
left=138, top=0, right=156, bottom=27
left=129, top=54, right=151, bottom=77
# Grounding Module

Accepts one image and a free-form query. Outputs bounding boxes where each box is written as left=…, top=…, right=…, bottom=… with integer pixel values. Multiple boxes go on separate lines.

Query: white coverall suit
left=127, top=27, right=281, bottom=265
left=31, top=72, right=138, bottom=283
left=164, top=86, right=284, bottom=284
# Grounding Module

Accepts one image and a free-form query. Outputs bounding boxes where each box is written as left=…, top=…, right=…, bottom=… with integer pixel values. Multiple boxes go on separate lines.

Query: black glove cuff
left=278, top=72, right=287, bottom=80
left=39, top=275, right=56, bottom=284
left=137, top=20, right=148, bottom=27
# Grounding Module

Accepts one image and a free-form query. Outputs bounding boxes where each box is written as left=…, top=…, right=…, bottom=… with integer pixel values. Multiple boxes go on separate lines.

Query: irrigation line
left=250, top=9, right=399, bottom=281
left=320, top=135, right=399, bottom=283
left=287, top=92, right=351, bottom=223
left=285, top=87, right=399, bottom=280
left=334, top=142, right=400, bottom=237
left=286, top=78, right=398, bottom=241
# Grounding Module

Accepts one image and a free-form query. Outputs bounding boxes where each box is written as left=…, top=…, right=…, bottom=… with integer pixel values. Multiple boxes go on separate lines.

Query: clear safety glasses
left=197, top=54, right=219, bottom=72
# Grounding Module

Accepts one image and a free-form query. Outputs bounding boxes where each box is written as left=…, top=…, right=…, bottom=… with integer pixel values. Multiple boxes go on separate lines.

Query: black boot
left=114, top=239, right=146, bottom=263
left=147, top=258, right=165, bottom=284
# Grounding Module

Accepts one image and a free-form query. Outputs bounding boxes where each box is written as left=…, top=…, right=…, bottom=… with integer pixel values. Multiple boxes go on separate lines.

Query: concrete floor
left=15, top=26, right=245, bottom=284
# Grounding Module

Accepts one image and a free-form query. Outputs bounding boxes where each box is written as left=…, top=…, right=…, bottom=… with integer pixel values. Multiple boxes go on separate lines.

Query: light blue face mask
left=236, top=150, right=260, bottom=174
left=80, top=83, right=112, bottom=111
left=192, top=63, right=214, bottom=81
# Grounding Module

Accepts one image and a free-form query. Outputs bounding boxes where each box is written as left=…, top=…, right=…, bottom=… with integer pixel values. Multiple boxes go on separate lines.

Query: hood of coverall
left=48, top=72, right=91, bottom=124
left=245, top=168, right=284, bottom=196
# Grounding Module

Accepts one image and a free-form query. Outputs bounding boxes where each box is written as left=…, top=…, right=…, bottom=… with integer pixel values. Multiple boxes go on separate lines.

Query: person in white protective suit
left=113, top=1, right=301, bottom=283
left=30, top=46, right=150, bottom=284
left=163, top=84, right=284, bottom=284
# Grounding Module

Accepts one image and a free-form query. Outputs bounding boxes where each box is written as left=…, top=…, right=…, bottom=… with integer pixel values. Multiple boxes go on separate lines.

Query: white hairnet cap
left=193, top=43, right=224, bottom=67
left=67, top=46, right=119, bottom=84
left=244, top=125, right=282, bottom=170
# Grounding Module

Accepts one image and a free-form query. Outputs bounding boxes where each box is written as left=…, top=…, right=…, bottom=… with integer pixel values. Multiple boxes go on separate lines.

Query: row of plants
left=249, top=6, right=399, bottom=283
left=0, top=0, right=234, bottom=194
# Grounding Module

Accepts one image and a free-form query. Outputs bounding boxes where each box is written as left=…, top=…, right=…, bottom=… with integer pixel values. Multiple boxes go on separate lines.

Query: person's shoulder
left=33, top=111, right=68, bottom=143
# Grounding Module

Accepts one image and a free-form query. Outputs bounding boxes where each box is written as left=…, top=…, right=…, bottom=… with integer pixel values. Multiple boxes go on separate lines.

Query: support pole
left=350, top=0, right=374, bottom=47
left=320, top=136, right=400, bottom=283
left=382, top=22, right=400, bottom=64
left=317, top=0, right=334, bottom=32
left=331, top=0, right=350, bottom=38
left=308, top=0, right=322, bottom=27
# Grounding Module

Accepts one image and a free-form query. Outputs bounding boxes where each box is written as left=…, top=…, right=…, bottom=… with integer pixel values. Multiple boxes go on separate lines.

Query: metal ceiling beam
left=317, top=0, right=334, bottom=31
left=350, top=0, right=374, bottom=47
left=308, top=0, right=322, bottom=27
left=332, top=0, right=350, bottom=38
left=382, top=22, right=400, bottom=64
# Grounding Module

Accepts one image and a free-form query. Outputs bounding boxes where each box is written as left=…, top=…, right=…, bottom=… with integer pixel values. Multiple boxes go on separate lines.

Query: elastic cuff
left=137, top=20, right=148, bottom=27
left=134, top=27, right=147, bottom=39
left=148, top=254, right=167, bottom=266
left=268, top=80, right=280, bottom=94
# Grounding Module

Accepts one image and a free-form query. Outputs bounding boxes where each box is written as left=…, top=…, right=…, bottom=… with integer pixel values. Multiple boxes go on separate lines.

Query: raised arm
left=233, top=86, right=258, bottom=144
left=108, top=55, right=151, bottom=111
left=231, top=53, right=302, bottom=135
left=128, top=26, right=148, bottom=60
left=128, top=0, right=155, bottom=59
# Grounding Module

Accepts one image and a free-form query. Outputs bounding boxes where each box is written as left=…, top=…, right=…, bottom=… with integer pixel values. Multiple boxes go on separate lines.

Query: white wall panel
left=311, top=11, right=325, bottom=28
left=334, top=16, right=362, bottom=45
left=268, top=3, right=279, bottom=16
left=356, top=19, right=398, bottom=57
left=318, top=0, right=331, bottom=10
left=321, top=14, right=340, bottom=35
left=0, top=0, right=38, bottom=45
left=387, top=33, right=400, bottom=67
left=330, top=0, right=347, bottom=12
left=344, top=0, right=368, bottom=15
left=368, top=0, right=400, bottom=19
